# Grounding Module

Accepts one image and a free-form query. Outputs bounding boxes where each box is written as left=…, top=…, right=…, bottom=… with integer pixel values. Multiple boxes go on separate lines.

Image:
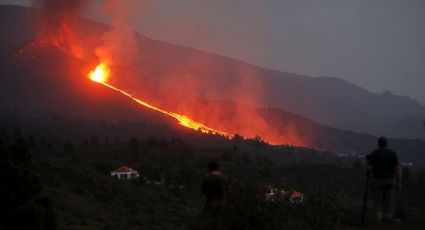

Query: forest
left=1, top=117, right=424, bottom=230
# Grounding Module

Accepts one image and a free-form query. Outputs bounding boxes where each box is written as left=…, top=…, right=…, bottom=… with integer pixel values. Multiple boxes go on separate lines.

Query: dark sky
left=2, top=0, right=425, bottom=104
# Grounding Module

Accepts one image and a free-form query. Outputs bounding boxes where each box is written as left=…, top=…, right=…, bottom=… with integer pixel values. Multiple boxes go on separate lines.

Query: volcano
left=2, top=5, right=425, bottom=140
left=1, top=5, right=425, bottom=163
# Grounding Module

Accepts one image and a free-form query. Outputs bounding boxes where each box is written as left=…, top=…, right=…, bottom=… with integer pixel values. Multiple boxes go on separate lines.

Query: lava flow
left=89, top=63, right=233, bottom=138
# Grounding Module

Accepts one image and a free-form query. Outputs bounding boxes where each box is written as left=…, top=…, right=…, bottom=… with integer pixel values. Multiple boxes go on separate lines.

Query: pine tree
left=0, top=131, right=57, bottom=230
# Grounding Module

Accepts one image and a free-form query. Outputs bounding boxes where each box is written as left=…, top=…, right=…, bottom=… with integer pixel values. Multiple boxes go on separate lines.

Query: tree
left=402, top=167, right=412, bottom=188
left=241, top=152, right=251, bottom=164
left=232, top=134, right=244, bottom=142
left=0, top=132, right=56, bottom=230
left=352, top=160, right=362, bottom=170
left=221, top=149, right=234, bottom=162
left=418, top=170, right=424, bottom=188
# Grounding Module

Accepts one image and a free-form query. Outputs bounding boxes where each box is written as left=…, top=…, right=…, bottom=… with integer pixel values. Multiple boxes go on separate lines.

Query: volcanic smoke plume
left=95, top=0, right=139, bottom=67
left=29, top=0, right=309, bottom=147
left=34, top=0, right=84, bottom=19
left=33, top=0, right=86, bottom=58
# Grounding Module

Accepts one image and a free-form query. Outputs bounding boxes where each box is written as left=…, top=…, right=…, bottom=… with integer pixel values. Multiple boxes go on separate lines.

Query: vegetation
left=0, top=130, right=56, bottom=230
left=1, top=119, right=424, bottom=230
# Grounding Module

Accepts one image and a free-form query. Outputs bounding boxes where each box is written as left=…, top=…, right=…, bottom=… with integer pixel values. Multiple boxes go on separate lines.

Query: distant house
left=289, top=191, right=304, bottom=204
left=264, top=185, right=304, bottom=203
left=111, top=166, right=139, bottom=180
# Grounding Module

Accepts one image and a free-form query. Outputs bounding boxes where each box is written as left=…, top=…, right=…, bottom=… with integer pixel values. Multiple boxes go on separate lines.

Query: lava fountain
left=89, top=63, right=110, bottom=83
left=88, top=62, right=232, bottom=138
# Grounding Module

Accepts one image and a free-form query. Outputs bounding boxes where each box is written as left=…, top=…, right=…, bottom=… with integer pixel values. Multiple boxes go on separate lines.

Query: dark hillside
left=1, top=5, right=424, bottom=140
left=1, top=124, right=424, bottom=230
left=1, top=37, right=425, bottom=164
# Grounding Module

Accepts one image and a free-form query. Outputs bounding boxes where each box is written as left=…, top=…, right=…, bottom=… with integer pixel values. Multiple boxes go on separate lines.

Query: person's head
left=378, top=136, right=388, bottom=148
left=208, top=162, right=219, bottom=172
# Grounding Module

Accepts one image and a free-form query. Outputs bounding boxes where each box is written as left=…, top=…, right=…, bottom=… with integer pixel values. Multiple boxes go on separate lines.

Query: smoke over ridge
left=29, top=0, right=307, bottom=146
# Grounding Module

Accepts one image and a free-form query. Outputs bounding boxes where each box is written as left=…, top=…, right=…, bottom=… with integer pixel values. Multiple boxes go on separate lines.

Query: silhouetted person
left=201, top=162, right=225, bottom=230
left=366, top=137, right=401, bottom=222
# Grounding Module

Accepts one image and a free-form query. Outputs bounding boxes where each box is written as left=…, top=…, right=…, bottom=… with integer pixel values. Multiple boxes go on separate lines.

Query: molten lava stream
left=89, top=63, right=232, bottom=138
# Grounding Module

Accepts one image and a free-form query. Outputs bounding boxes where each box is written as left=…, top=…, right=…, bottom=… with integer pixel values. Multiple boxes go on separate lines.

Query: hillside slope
left=1, top=5, right=424, bottom=139
left=1, top=5, right=425, bottom=164
left=1, top=44, right=425, bottom=163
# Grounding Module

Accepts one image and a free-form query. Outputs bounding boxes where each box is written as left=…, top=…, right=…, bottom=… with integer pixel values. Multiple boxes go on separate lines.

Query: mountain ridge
left=1, top=42, right=425, bottom=164
left=1, top=5, right=424, bottom=159
left=1, top=6, right=424, bottom=140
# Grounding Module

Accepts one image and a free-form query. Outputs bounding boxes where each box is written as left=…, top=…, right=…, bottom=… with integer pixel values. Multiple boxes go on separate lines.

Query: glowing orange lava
left=89, top=63, right=110, bottom=83
left=88, top=63, right=232, bottom=138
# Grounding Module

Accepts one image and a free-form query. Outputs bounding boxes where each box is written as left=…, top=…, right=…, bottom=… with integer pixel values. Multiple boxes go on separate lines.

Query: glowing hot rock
left=88, top=63, right=232, bottom=138
left=89, top=63, right=110, bottom=83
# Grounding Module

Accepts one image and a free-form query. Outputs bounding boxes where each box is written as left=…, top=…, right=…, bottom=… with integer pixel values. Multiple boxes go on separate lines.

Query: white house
left=111, top=166, right=139, bottom=180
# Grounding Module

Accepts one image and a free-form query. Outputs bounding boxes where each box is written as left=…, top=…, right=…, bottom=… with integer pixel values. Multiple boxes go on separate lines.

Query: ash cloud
left=34, top=0, right=85, bottom=33
left=32, top=0, right=88, bottom=58
left=35, top=0, right=84, bottom=14
left=95, top=0, right=153, bottom=67
left=30, top=0, right=296, bottom=145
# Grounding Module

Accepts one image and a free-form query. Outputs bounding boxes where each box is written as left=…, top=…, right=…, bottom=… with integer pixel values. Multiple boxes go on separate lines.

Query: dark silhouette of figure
left=201, top=162, right=225, bottom=230
left=366, top=137, right=401, bottom=222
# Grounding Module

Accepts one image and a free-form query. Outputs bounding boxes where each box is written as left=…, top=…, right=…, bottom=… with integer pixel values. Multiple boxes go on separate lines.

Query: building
left=111, top=166, right=139, bottom=180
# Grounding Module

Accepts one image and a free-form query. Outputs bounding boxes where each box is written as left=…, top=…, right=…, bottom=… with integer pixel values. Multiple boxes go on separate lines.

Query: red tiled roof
left=291, top=191, right=302, bottom=198
left=111, top=166, right=138, bottom=173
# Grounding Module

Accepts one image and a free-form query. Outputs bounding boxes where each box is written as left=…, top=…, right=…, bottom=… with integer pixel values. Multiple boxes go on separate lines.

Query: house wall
left=111, top=172, right=139, bottom=180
